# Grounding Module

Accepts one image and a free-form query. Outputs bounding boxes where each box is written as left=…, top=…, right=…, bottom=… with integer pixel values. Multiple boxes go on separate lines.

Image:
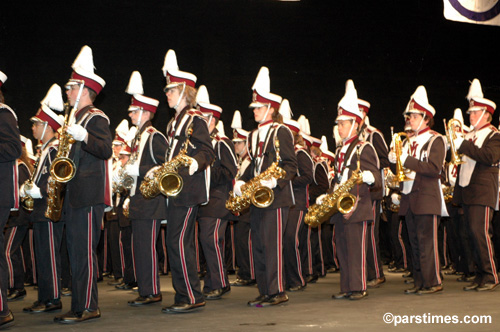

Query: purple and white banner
left=444, top=0, right=500, bottom=26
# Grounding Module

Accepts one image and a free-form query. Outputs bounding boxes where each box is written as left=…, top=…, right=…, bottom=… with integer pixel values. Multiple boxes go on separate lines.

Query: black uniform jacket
left=165, top=107, right=216, bottom=207
left=198, top=133, right=238, bottom=220
left=0, top=105, right=22, bottom=209
left=67, top=105, right=113, bottom=209
left=453, top=125, right=500, bottom=209
left=399, top=132, right=446, bottom=216
left=240, top=123, right=298, bottom=210
left=292, top=146, right=314, bottom=210
left=331, top=139, right=381, bottom=224
left=129, top=121, right=168, bottom=220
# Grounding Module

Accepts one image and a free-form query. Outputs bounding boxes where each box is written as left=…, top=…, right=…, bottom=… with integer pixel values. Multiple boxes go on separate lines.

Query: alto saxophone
left=226, top=136, right=286, bottom=213
left=304, top=147, right=363, bottom=228
left=140, top=126, right=193, bottom=199
left=21, top=157, right=40, bottom=212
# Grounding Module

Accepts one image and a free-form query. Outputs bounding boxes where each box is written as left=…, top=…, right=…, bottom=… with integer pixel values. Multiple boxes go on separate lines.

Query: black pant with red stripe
left=250, top=206, right=289, bottom=297
left=284, top=207, right=306, bottom=289
left=198, top=217, right=229, bottom=292
left=166, top=204, right=204, bottom=305
left=366, top=200, right=385, bottom=281
left=4, top=224, right=28, bottom=291
left=233, top=212, right=254, bottom=281
left=131, top=219, right=161, bottom=297
left=0, top=208, right=11, bottom=316
left=64, top=203, right=104, bottom=313
left=335, top=220, right=368, bottom=293
left=32, top=220, right=65, bottom=303
left=119, top=225, right=135, bottom=284
left=464, top=205, right=499, bottom=285
left=404, top=212, right=442, bottom=289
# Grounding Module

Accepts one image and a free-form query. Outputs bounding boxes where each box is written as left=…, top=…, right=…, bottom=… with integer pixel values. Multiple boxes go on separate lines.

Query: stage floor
left=6, top=268, right=499, bottom=331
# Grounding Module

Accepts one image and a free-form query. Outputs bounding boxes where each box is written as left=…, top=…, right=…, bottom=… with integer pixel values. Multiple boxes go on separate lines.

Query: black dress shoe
left=61, top=288, right=72, bottom=296
left=404, top=277, right=414, bottom=284
left=197, top=271, right=206, bottom=279
left=23, top=300, right=62, bottom=313
left=463, top=282, right=479, bottom=291
left=305, top=274, right=318, bottom=284
left=476, top=283, right=499, bottom=291
left=402, top=271, right=413, bottom=278
left=0, top=310, right=14, bottom=327
left=161, top=302, right=206, bottom=313
left=349, top=291, right=368, bottom=300
left=128, top=294, right=162, bottom=306
left=327, top=267, right=339, bottom=273
left=204, top=288, right=222, bottom=300
left=54, top=309, right=101, bottom=324
left=367, top=277, right=386, bottom=288
left=115, top=282, right=138, bottom=290
left=7, top=288, right=26, bottom=301
left=107, top=278, right=123, bottom=286
left=231, top=278, right=256, bottom=287
left=417, top=285, right=443, bottom=295
left=288, top=284, right=306, bottom=292
left=404, top=287, right=420, bottom=294
left=457, top=275, right=475, bottom=282
left=257, top=293, right=289, bottom=307
left=332, top=292, right=352, bottom=299
left=247, top=294, right=268, bottom=306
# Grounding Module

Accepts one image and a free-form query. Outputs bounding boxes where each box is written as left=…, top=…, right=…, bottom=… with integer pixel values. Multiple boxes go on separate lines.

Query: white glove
left=391, top=193, right=400, bottom=205
left=388, top=150, right=397, bottom=164
left=188, top=158, right=198, bottom=176
left=67, top=124, right=88, bottom=142
left=25, top=183, right=42, bottom=199
left=233, top=180, right=245, bottom=197
left=123, top=197, right=130, bottom=210
left=145, top=165, right=161, bottom=179
left=362, top=170, right=375, bottom=185
left=453, top=136, right=464, bottom=150
left=19, top=183, right=27, bottom=198
left=316, top=194, right=327, bottom=205
left=260, top=178, right=277, bottom=189
left=125, top=163, right=140, bottom=177
left=112, top=167, right=121, bottom=183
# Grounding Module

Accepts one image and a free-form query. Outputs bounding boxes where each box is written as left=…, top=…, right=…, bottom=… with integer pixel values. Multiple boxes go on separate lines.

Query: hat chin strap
left=136, top=110, right=144, bottom=128
left=414, top=116, right=424, bottom=134
left=343, top=119, right=356, bottom=143
left=258, top=104, right=271, bottom=124
left=40, top=122, right=48, bottom=143
left=471, top=110, right=486, bottom=130
left=174, top=83, right=186, bottom=111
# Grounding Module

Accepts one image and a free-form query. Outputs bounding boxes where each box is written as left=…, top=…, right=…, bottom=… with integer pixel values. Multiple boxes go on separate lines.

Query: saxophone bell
left=158, top=172, right=184, bottom=197
left=250, top=186, right=274, bottom=209
left=50, top=157, right=76, bottom=183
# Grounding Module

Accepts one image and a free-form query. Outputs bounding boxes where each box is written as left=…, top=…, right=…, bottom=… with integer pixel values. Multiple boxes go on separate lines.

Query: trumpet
left=391, top=127, right=412, bottom=183
left=444, top=118, right=465, bottom=166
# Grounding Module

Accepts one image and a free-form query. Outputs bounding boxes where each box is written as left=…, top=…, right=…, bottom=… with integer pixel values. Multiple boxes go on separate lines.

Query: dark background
left=1, top=0, right=499, bottom=149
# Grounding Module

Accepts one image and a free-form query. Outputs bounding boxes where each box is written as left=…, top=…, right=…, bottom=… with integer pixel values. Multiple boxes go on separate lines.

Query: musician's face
left=337, top=119, right=357, bottom=139
left=66, top=84, right=82, bottom=107
left=119, top=154, right=129, bottom=166
left=253, top=105, right=273, bottom=123
left=31, top=120, right=46, bottom=140
left=112, top=144, right=122, bottom=158
left=408, top=113, right=427, bottom=131
left=234, top=141, right=246, bottom=155
left=469, top=109, right=486, bottom=128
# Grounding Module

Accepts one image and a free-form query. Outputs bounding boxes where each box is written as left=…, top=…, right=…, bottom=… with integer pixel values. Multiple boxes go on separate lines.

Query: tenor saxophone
left=304, top=148, right=363, bottom=228
left=140, top=126, right=193, bottom=199
left=225, top=136, right=286, bottom=213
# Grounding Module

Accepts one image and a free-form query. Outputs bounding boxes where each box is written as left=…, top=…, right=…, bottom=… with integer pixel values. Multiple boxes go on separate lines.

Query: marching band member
left=4, top=136, right=33, bottom=302
left=21, top=85, right=66, bottom=313
left=324, top=80, right=381, bottom=300
left=161, top=50, right=215, bottom=313
left=0, top=70, right=22, bottom=327
left=389, top=85, right=447, bottom=295
left=235, top=66, right=297, bottom=307
left=230, top=111, right=256, bottom=287
left=280, top=101, right=313, bottom=292
left=196, top=86, right=238, bottom=300
left=122, top=71, right=168, bottom=306
left=357, top=94, right=389, bottom=288
left=54, top=46, right=113, bottom=324
left=452, top=79, right=500, bottom=292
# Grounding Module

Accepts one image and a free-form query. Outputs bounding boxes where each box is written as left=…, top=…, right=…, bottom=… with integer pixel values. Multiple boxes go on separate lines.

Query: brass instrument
left=45, top=84, right=84, bottom=222
left=443, top=185, right=454, bottom=204
left=304, top=148, right=363, bottom=228
left=444, top=118, right=465, bottom=166
left=140, top=126, right=194, bottom=199
left=113, top=131, right=140, bottom=194
left=392, top=128, right=411, bottom=183
left=21, top=157, right=40, bottom=212
left=226, top=136, right=287, bottom=213
left=383, top=168, right=400, bottom=213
